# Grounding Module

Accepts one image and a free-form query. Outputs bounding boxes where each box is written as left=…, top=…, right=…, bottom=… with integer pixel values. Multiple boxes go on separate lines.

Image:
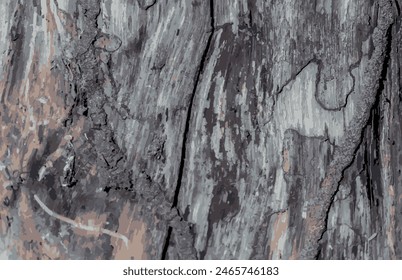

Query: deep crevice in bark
left=315, top=24, right=393, bottom=260
left=161, top=226, right=172, bottom=259
left=171, top=0, right=215, bottom=210
left=161, top=0, right=215, bottom=260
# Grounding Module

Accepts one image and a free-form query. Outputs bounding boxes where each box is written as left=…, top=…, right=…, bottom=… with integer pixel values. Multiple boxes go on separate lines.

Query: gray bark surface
left=0, top=0, right=400, bottom=259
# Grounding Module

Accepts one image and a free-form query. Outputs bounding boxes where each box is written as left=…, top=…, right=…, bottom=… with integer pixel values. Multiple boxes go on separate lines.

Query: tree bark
left=0, top=0, right=400, bottom=260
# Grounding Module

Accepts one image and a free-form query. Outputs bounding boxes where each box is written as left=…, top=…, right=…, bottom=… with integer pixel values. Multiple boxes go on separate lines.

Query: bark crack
left=266, top=57, right=315, bottom=125
left=161, top=0, right=215, bottom=260
left=314, top=19, right=393, bottom=260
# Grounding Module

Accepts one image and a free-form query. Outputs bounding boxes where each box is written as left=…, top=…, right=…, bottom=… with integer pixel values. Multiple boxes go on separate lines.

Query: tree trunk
left=0, top=0, right=400, bottom=260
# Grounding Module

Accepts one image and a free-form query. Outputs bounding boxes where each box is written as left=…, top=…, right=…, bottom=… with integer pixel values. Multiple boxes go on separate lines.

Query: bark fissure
left=274, top=58, right=316, bottom=98
left=265, top=57, right=316, bottom=125
left=160, top=0, right=215, bottom=260
left=315, top=20, right=393, bottom=260
left=172, top=0, right=215, bottom=210
left=161, top=226, right=172, bottom=259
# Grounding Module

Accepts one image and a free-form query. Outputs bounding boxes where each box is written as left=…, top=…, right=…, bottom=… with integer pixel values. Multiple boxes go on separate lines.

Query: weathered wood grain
left=0, top=0, right=400, bottom=260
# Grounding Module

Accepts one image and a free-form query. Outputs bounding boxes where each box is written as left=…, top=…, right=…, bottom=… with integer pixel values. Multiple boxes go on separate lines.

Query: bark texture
left=0, top=0, right=400, bottom=259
